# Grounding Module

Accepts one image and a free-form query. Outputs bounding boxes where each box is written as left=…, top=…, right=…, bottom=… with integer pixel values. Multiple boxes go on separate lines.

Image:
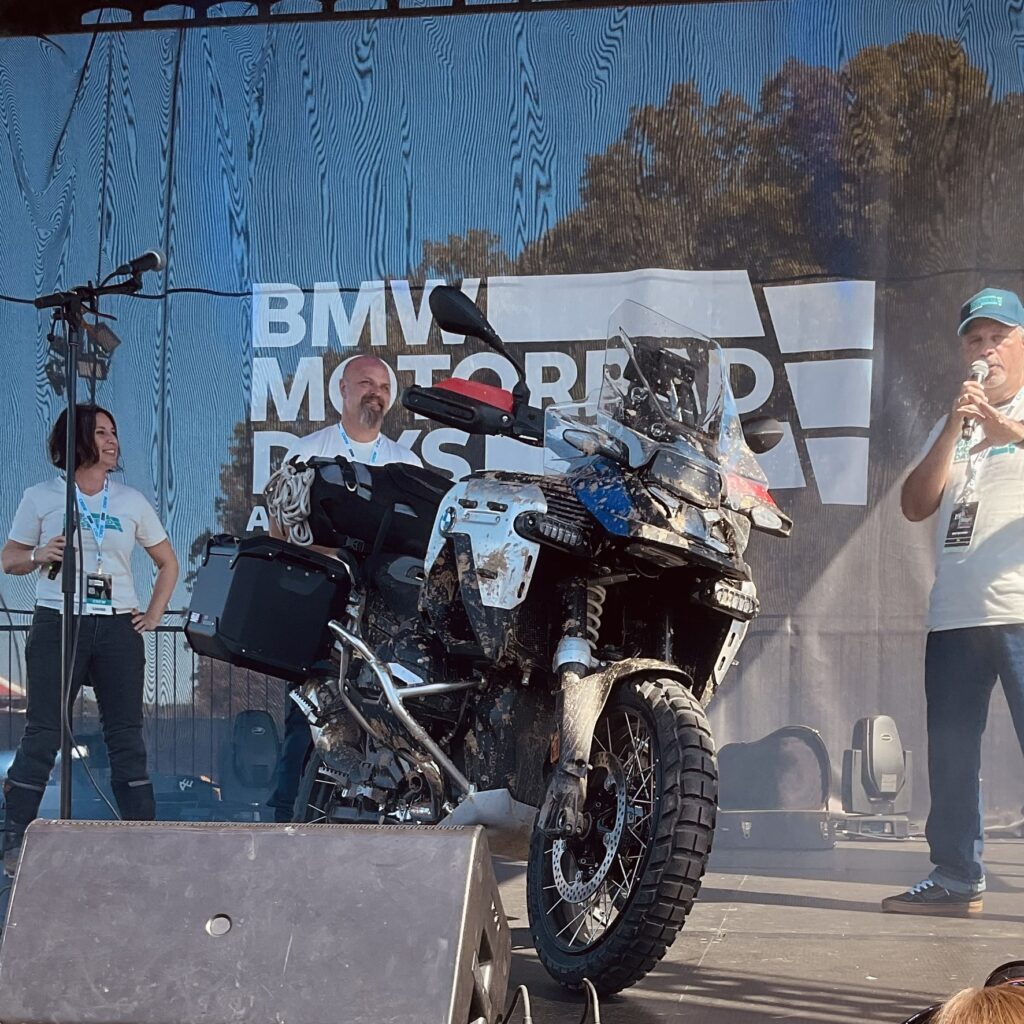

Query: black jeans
left=4, top=608, right=154, bottom=834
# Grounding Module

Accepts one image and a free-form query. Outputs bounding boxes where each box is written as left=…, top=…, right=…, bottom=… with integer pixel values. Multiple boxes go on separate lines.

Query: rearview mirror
left=429, top=285, right=527, bottom=387
left=429, top=285, right=496, bottom=342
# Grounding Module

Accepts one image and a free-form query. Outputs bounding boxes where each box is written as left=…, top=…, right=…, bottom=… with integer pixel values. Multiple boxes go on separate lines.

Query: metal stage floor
left=496, top=837, right=1024, bottom=1023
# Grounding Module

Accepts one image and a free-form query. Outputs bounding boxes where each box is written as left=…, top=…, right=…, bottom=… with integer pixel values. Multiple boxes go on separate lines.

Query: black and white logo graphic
left=250, top=270, right=875, bottom=520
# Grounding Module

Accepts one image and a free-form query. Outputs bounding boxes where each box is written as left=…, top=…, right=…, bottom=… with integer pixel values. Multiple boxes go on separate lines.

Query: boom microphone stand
left=32, top=253, right=162, bottom=818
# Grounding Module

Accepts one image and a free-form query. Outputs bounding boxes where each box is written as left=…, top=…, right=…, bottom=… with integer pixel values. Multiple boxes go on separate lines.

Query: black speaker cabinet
left=0, top=820, right=510, bottom=1024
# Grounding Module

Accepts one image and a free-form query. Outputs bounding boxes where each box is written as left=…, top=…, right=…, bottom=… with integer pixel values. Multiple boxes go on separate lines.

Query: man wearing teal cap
left=883, top=287, right=1024, bottom=915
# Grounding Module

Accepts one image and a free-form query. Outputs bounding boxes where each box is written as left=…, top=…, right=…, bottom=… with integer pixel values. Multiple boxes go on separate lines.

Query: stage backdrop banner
left=0, top=0, right=1022, bottom=813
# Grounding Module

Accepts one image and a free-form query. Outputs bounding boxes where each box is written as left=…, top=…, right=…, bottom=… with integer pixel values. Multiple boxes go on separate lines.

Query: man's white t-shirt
left=285, top=423, right=422, bottom=468
left=919, top=406, right=1024, bottom=631
left=8, top=478, right=168, bottom=612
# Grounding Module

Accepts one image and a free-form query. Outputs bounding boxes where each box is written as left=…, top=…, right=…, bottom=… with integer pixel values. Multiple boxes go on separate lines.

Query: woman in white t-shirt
left=0, top=404, right=179, bottom=874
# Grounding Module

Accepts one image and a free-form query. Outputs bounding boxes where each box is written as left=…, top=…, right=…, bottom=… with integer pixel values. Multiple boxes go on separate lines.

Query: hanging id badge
left=943, top=500, right=979, bottom=551
left=944, top=440, right=984, bottom=554
left=84, top=569, right=113, bottom=614
left=78, top=481, right=113, bottom=615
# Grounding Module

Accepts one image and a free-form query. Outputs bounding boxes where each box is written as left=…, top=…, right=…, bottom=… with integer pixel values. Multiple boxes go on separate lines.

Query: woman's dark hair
left=48, top=404, right=119, bottom=471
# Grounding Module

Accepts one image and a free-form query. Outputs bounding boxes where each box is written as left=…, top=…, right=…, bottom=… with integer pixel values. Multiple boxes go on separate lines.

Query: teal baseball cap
left=958, top=287, right=1024, bottom=335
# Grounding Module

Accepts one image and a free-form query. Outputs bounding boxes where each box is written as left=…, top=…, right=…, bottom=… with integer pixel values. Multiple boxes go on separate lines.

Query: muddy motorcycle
left=187, top=288, right=791, bottom=994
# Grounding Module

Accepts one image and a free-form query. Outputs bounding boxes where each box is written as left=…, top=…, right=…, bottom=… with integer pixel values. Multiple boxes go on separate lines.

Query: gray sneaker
left=881, top=878, right=982, bottom=917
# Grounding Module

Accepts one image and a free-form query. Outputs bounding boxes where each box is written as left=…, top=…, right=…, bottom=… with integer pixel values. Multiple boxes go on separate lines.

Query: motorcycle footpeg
left=321, top=746, right=365, bottom=787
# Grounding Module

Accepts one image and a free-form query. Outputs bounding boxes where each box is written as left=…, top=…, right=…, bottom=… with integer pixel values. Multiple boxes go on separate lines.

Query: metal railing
left=0, top=611, right=288, bottom=786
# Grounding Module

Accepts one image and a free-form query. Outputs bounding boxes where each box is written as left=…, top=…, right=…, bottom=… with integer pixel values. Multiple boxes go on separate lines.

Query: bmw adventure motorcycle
left=187, top=287, right=791, bottom=994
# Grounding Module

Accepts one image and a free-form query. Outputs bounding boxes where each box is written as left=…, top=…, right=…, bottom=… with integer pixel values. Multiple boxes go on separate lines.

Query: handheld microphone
left=112, top=250, right=164, bottom=277
left=962, top=358, right=990, bottom=441
left=46, top=560, right=61, bottom=581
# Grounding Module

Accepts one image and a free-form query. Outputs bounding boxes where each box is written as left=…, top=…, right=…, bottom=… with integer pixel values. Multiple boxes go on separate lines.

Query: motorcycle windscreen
left=544, top=302, right=771, bottom=490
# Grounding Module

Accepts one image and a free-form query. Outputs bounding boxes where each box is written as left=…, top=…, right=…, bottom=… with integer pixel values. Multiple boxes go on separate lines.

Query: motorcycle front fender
left=539, top=658, right=692, bottom=836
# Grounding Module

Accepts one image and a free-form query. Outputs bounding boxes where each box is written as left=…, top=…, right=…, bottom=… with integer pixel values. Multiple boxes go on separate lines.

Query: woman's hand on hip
left=131, top=608, right=161, bottom=633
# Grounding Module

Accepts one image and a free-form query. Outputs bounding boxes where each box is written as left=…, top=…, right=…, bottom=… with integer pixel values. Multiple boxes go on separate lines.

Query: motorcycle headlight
left=645, top=449, right=722, bottom=508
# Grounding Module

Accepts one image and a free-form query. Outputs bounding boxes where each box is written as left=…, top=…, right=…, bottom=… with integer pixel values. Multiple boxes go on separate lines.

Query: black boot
left=2, top=779, right=43, bottom=877
left=112, top=780, right=156, bottom=821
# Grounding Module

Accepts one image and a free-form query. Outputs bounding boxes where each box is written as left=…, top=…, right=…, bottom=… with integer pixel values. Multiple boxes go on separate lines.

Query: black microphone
left=33, top=289, right=74, bottom=310
left=46, top=560, right=61, bottom=581
left=962, top=358, right=990, bottom=441
left=112, top=250, right=164, bottom=277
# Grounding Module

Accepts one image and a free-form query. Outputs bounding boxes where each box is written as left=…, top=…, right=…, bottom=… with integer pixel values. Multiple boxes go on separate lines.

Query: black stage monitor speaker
left=0, top=820, right=510, bottom=1024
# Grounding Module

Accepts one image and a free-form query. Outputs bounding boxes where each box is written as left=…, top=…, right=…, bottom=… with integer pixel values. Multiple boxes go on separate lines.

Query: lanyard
left=958, top=386, right=1024, bottom=503
left=75, top=478, right=109, bottom=570
left=337, top=423, right=382, bottom=465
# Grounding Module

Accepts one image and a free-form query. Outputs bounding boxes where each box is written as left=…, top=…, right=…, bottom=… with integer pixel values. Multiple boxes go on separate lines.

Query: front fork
left=537, top=578, right=748, bottom=838
left=538, top=667, right=614, bottom=838
left=538, top=579, right=611, bottom=838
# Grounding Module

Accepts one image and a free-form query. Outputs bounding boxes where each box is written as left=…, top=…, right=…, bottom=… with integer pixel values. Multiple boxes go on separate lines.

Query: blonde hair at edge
left=934, top=987, right=1024, bottom=1024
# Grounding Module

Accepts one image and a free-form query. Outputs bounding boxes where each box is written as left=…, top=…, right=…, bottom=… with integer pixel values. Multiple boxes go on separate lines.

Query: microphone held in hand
left=46, top=560, right=61, bottom=581
left=962, top=359, right=990, bottom=441
left=112, top=250, right=164, bottom=277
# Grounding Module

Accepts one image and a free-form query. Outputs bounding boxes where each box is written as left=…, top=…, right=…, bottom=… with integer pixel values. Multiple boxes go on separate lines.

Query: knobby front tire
left=526, top=675, right=717, bottom=995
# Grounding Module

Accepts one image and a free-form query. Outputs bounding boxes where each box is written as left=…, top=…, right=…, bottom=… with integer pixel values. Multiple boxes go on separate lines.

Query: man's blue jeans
left=925, top=624, right=1024, bottom=894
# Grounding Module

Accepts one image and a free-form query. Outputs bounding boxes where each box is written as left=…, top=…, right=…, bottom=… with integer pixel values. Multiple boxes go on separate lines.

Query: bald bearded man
left=267, top=353, right=421, bottom=822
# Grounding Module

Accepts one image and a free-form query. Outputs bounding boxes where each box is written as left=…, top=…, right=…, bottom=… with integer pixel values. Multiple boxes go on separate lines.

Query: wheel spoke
left=545, top=892, right=567, bottom=916
left=629, top=762, right=655, bottom=796
left=569, top=899, right=596, bottom=946
left=627, top=824, right=649, bottom=846
left=607, top=877, right=629, bottom=909
left=620, top=718, right=641, bottom=776
left=630, top=810, right=652, bottom=831
left=614, top=851, right=638, bottom=892
left=554, top=900, right=590, bottom=939
left=624, top=713, right=637, bottom=753
left=598, top=880, right=614, bottom=921
left=624, top=847, right=645, bottom=889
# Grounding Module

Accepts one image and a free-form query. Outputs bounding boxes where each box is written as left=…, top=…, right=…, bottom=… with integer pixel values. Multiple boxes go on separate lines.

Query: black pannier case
left=185, top=535, right=351, bottom=683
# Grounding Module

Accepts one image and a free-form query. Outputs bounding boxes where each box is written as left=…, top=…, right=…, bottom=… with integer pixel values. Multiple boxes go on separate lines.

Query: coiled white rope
left=264, top=460, right=314, bottom=546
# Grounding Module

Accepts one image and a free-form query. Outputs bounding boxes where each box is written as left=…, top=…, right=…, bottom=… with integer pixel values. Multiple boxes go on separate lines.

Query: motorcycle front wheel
left=526, top=675, right=717, bottom=995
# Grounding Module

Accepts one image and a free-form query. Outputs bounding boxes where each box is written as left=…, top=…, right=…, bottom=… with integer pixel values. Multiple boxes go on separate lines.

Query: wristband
left=29, top=548, right=37, bottom=567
